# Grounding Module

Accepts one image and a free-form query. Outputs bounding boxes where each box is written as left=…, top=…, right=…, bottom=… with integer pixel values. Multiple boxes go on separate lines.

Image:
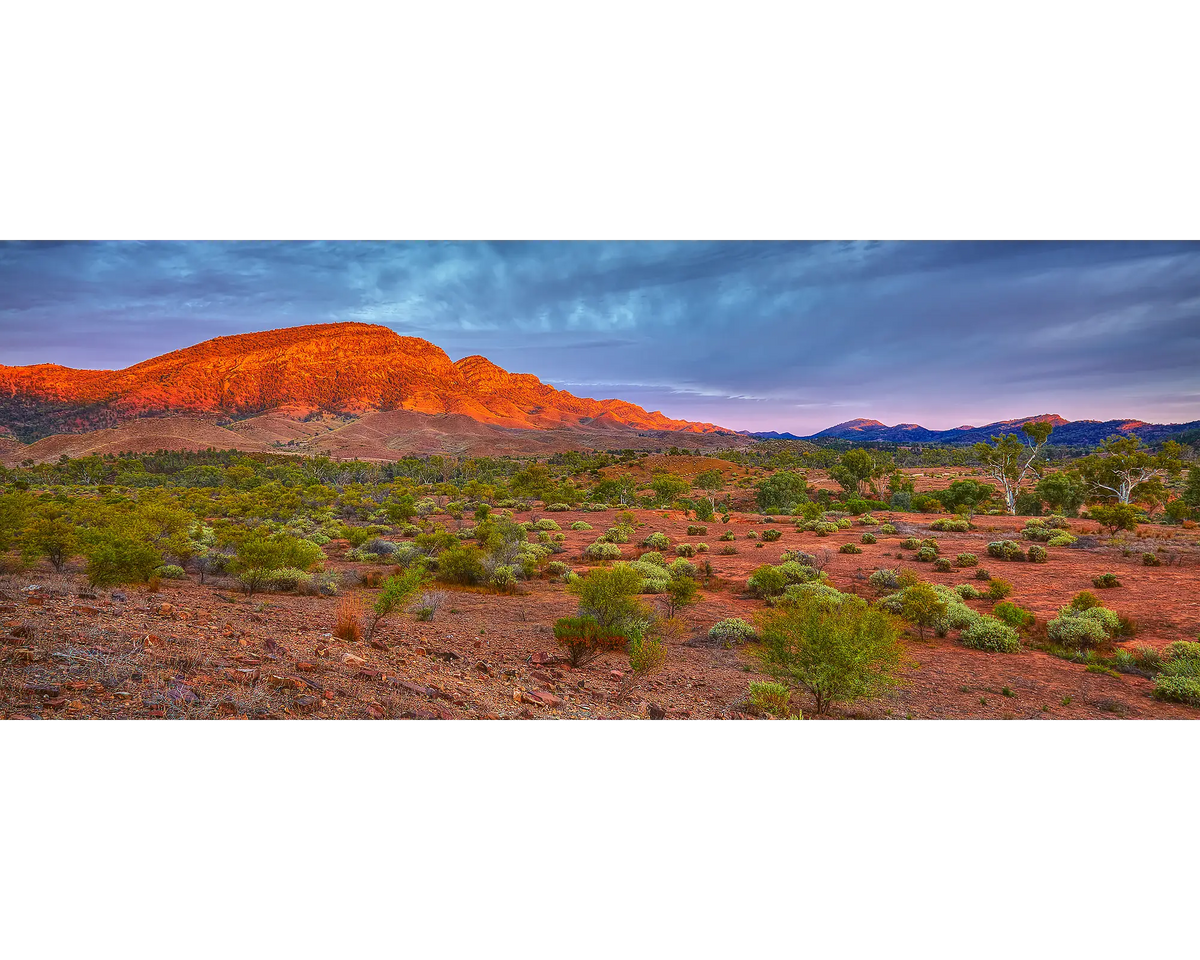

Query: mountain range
left=752, top=415, right=1200, bottom=446
left=0, top=323, right=739, bottom=463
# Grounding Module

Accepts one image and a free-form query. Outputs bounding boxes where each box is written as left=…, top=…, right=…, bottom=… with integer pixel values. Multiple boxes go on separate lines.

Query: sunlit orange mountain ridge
left=0, top=323, right=732, bottom=455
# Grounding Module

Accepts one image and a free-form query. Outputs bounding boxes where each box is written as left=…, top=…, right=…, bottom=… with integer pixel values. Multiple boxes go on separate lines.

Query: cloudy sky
left=1, top=241, right=1198, bottom=434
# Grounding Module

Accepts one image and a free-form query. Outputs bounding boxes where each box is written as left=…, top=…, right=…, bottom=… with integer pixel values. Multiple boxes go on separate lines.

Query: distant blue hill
left=750, top=414, right=1200, bottom=446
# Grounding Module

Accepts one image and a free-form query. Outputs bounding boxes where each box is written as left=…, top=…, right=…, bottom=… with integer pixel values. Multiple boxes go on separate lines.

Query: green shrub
left=955, top=553, right=978, bottom=567
left=986, top=578, right=1012, bottom=600
left=1047, top=605, right=1119, bottom=646
left=930, top=517, right=970, bottom=532
left=878, top=523, right=897, bottom=535
left=974, top=567, right=991, bottom=581
left=709, top=618, right=757, bottom=646
left=860, top=532, right=877, bottom=545
left=719, top=530, right=736, bottom=542
left=491, top=565, right=519, bottom=592
left=955, top=583, right=983, bottom=600
left=858, top=514, right=879, bottom=526
left=641, top=532, right=670, bottom=551
left=915, top=545, right=938, bottom=562
left=639, top=551, right=667, bottom=567
left=868, top=568, right=899, bottom=591
left=155, top=564, right=186, bottom=580
left=987, top=540, right=1024, bottom=561
left=601, top=526, right=632, bottom=544
left=687, top=525, right=708, bottom=536
left=1070, top=591, right=1100, bottom=610
left=532, top=517, right=561, bottom=531
left=761, top=528, right=782, bottom=543
left=667, top=557, right=696, bottom=580
left=1047, top=533, right=1076, bottom=547
left=1092, top=573, right=1121, bottom=588
left=748, top=681, right=794, bottom=718
left=1027, top=545, right=1048, bottom=563
left=993, top=601, right=1034, bottom=629
left=267, top=567, right=312, bottom=591
left=82, top=532, right=162, bottom=588
left=584, top=541, right=623, bottom=561
left=545, top=560, right=571, bottom=580
left=570, top=521, right=593, bottom=531
left=544, top=503, right=571, bottom=512
left=1163, top=641, right=1200, bottom=663
left=676, top=543, right=696, bottom=558
left=839, top=543, right=862, bottom=555
left=757, top=593, right=907, bottom=716
left=747, top=564, right=788, bottom=598
left=567, top=565, right=647, bottom=634
left=1143, top=552, right=1162, bottom=567
left=961, top=616, right=1021, bottom=653
left=900, top=582, right=947, bottom=640
left=553, top=616, right=628, bottom=667
left=436, top=544, right=486, bottom=584
left=933, top=557, right=952, bottom=572
left=900, top=537, right=920, bottom=550
left=1152, top=670, right=1200, bottom=707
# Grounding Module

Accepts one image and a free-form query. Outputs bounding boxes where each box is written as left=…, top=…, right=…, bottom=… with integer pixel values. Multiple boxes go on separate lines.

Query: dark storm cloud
left=1, top=240, right=1198, bottom=432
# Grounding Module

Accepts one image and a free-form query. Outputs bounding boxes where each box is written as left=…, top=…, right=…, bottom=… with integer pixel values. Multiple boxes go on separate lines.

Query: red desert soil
left=3, top=508, right=1197, bottom=720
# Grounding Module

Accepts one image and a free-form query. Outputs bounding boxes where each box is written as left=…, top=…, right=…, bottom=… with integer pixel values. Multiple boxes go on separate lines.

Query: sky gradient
left=2, top=240, right=1198, bottom=434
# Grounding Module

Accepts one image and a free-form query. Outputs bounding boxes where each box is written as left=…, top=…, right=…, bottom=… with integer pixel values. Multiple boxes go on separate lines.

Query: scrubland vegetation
left=2, top=419, right=1199, bottom=719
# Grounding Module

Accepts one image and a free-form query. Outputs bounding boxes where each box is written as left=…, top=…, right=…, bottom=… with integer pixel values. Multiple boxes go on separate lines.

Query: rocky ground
left=2, top=507, right=1198, bottom=720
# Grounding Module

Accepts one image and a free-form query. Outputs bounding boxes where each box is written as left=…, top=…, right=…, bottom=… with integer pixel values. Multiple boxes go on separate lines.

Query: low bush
left=747, top=564, right=788, bottom=598
left=553, top=616, right=628, bottom=667
left=1143, top=552, right=1162, bottom=567
left=955, top=583, right=983, bottom=600
left=676, top=543, right=696, bottom=558
left=719, top=545, right=738, bottom=555
left=641, top=532, right=670, bottom=551
left=955, top=553, right=978, bottom=567
left=993, top=601, right=1034, bottom=629
left=974, top=568, right=991, bottom=581
left=915, top=545, right=938, bottom=562
left=1047, top=605, right=1119, bottom=647
left=156, top=564, right=186, bottom=580
left=1047, top=533, right=1076, bottom=547
left=900, top=537, right=920, bottom=550
left=930, top=517, right=970, bottom=532
left=544, top=503, right=571, bottom=512
left=584, top=540, right=623, bottom=562
left=987, top=540, right=1025, bottom=561
left=860, top=532, right=877, bottom=545
left=709, top=618, right=757, bottom=646
left=878, top=523, right=898, bottom=535
left=719, top=530, right=736, bottom=542
left=868, top=568, right=900, bottom=591
left=570, top=521, right=593, bottom=531
left=1070, top=591, right=1100, bottom=610
left=961, top=616, right=1021, bottom=653
left=748, top=680, right=794, bottom=718
left=986, top=578, right=1012, bottom=600
left=1092, top=573, right=1120, bottom=588
left=933, top=557, right=952, bottom=572
left=761, top=528, right=782, bottom=543
left=687, top=525, right=708, bottom=536
left=1027, top=545, right=1048, bottom=563
left=839, top=543, right=862, bottom=555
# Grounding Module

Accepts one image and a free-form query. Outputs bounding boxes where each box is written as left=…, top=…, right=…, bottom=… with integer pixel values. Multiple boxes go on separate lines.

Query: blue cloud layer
left=1, top=241, right=1198, bottom=432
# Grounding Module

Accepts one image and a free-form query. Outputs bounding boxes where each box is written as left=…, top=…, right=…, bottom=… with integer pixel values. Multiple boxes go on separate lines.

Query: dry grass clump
left=334, top=595, right=364, bottom=643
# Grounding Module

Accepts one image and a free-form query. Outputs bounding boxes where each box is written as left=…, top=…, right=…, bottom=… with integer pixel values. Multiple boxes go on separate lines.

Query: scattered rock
left=474, top=661, right=490, bottom=675
left=341, top=652, right=366, bottom=668
left=111, top=592, right=126, bottom=602
left=365, top=703, right=387, bottom=719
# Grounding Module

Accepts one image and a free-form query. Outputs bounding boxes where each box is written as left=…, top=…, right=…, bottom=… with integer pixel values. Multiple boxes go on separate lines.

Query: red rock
left=322, top=689, right=336, bottom=700
left=354, top=668, right=384, bottom=681
left=342, top=652, right=366, bottom=667
left=25, top=683, right=60, bottom=697
left=609, top=670, right=624, bottom=681
left=365, top=703, right=387, bottom=719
